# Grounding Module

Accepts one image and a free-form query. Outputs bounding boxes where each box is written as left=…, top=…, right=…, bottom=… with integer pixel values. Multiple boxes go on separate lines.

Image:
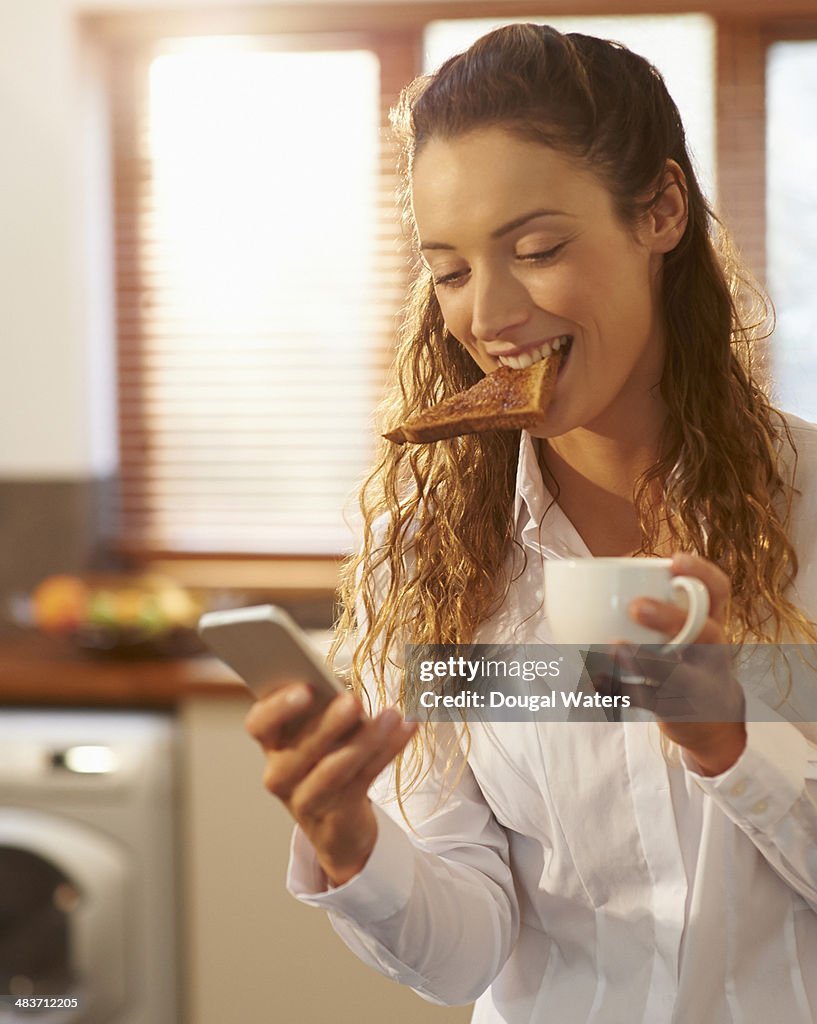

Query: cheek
left=436, top=292, right=464, bottom=334
left=593, top=240, right=654, bottom=311
left=524, top=262, right=592, bottom=323
left=554, top=247, right=652, bottom=338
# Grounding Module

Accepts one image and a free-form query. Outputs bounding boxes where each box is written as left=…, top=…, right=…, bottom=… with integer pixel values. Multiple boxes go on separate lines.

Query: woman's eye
left=431, top=241, right=568, bottom=288
left=433, top=269, right=469, bottom=288
left=516, top=242, right=567, bottom=264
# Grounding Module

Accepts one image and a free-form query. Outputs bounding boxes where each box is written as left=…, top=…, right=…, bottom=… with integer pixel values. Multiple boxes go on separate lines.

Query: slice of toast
left=384, top=354, right=560, bottom=444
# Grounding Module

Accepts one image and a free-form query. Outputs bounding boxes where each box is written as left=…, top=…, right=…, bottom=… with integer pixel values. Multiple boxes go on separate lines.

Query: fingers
left=613, top=641, right=724, bottom=688
left=628, top=598, right=724, bottom=644
left=254, top=695, right=366, bottom=798
left=628, top=549, right=732, bottom=644
left=244, top=682, right=319, bottom=749
left=594, top=666, right=699, bottom=719
left=593, top=644, right=743, bottom=722
left=292, top=712, right=417, bottom=815
left=247, top=681, right=416, bottom=809
left=246, top=679, right=364, bottom=753
left=357, top=715, right=418, bottom=786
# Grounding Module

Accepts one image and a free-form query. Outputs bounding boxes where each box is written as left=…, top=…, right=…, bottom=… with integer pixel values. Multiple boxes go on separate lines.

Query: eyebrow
left=419, top=208, right=576, bottom=251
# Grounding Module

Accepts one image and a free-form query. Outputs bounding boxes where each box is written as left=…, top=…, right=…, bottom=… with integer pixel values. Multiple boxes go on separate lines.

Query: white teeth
left=497, top=335, right=572, bottom=369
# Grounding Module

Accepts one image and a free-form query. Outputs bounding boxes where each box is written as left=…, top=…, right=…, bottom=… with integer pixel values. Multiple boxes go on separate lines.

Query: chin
left=527, top=424, right=563, bottom=441
left=526, top=397, right=581, bottom=439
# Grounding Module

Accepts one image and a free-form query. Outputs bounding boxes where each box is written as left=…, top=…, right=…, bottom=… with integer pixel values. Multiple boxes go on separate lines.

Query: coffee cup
left=545, top=557, right=709, bottom=649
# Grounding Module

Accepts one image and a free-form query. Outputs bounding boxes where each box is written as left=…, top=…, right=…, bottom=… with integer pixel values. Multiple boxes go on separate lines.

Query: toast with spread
left=384, top=354, right=560, bottom=444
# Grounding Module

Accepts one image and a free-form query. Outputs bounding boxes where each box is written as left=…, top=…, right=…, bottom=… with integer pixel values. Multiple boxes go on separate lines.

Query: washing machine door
left=0, top=808, right=127, bottom=1024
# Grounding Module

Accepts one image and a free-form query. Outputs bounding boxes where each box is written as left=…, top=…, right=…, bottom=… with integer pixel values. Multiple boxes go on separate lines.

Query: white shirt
left=288, top=413, right=817, bottom=1023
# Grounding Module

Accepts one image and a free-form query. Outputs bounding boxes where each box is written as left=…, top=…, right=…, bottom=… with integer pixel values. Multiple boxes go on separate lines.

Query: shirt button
left=751, top=798, right=768, bottom=814
left=729, top=780, right=748, bottom=798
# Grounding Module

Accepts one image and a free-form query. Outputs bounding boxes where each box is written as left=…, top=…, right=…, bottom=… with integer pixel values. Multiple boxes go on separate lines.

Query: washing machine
left=0, top=710, right=179, bottom=1024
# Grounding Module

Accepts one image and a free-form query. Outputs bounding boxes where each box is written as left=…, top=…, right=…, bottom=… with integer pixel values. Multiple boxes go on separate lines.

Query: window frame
left=103, top=22, right=421, bottom=591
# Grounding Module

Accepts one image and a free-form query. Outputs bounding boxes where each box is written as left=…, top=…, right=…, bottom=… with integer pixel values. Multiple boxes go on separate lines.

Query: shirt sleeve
left=684, top=692, right=817, bottom=912
left=286, top=726, right=519, bottom=1006
left=285, top=535, right=520, bottom=1007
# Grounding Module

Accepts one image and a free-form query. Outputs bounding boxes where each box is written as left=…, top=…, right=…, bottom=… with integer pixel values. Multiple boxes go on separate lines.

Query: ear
left=646, top=159, right=688, bottom=255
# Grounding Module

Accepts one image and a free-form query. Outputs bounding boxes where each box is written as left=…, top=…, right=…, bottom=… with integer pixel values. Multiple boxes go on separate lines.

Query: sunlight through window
left=127, top=43, right=382, bottom=552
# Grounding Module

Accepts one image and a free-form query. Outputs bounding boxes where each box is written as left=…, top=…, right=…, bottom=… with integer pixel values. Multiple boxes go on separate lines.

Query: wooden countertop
left=0, top=634, right=250, bottom=708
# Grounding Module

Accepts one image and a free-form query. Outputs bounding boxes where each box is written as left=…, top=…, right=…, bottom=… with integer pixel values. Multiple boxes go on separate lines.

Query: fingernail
left=287, top=686, right=312, bottom=709
left=672, top=552, right=693, bottom=570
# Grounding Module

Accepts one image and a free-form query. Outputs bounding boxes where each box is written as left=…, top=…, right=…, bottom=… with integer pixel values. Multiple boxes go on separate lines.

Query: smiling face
left=411, top=127, right=674, bottom=440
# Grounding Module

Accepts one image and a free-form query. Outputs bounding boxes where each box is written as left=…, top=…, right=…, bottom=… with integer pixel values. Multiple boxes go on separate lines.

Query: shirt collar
left=514, top=431, right=590, bottom=560
left=514, top=433, right=693, bottom=559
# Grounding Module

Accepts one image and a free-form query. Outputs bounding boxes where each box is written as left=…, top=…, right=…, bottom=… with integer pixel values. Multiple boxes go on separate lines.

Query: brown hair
left=330, top=24, right=815, bottom=798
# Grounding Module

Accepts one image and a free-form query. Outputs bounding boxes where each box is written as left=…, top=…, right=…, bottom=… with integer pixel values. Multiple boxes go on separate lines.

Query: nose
left=470, top=265, right=530, bottom=342
left=470, top=262, right=532, bottom=342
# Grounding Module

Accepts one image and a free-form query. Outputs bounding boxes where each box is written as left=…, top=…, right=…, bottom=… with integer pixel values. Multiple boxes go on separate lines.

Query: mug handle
left=661, top=575, right=710, bottom=651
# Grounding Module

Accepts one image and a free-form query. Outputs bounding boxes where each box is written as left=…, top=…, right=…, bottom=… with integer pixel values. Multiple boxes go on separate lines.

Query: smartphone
left=198, top=604, right=346, bottom=707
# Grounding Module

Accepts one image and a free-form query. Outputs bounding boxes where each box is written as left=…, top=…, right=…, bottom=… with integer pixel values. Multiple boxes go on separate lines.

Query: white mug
left=545, top=557, right=710, bottom=649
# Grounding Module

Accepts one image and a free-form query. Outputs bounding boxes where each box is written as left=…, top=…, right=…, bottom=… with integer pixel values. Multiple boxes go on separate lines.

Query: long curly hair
left=329, top=24, right=816, bottom=800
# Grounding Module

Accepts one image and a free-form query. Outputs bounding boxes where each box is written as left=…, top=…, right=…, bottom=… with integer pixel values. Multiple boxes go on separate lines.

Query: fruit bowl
left=65, top=622, right=205, bottom=660
left=8, top=574, right=213, bottom=660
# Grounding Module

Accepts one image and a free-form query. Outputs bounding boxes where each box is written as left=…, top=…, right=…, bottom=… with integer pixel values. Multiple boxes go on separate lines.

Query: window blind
left=111, top=35, right=414, bottom=556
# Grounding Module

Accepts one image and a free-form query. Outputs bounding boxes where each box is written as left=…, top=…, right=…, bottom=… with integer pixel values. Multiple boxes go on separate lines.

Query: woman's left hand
left=596, top=552, right=747, bottom=776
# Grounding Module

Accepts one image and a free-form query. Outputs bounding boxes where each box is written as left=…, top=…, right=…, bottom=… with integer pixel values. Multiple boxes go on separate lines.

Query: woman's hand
left=596, top=552, right=747, bottom=776
left=245, top=684, right=417, bottom=886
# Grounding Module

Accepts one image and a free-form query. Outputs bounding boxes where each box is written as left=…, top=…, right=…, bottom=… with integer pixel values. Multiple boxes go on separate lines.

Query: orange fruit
left=32, top=575, right=90, bottom=633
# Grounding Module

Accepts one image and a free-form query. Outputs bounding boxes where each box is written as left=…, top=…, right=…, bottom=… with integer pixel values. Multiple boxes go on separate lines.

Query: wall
left=0, top=2, right=121, bottom=608
left=0, top=2, right=114, bottom=479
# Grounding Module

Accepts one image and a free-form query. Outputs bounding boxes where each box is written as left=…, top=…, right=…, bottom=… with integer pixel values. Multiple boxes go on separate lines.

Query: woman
left=245, top=24, right=817, bottom=1022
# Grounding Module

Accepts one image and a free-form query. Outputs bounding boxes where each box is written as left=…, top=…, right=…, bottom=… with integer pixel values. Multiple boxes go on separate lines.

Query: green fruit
left=87, top=591, right=118, bottom=628
left=137, top=595, right=166, bottom=635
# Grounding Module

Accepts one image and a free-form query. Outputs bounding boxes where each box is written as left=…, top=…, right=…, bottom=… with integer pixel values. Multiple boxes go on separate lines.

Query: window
left=767, top=39, right=817, bottom=420
left=112, top=38, right=405, bottom=556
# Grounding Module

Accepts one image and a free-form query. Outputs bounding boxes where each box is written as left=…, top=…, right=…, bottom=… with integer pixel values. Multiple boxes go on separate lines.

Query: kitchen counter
left=0, top=634, right=249, bottom=708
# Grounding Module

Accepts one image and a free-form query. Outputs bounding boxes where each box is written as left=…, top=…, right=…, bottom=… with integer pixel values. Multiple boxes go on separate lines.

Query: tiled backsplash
left=0, top=476, right=121, bottom=631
